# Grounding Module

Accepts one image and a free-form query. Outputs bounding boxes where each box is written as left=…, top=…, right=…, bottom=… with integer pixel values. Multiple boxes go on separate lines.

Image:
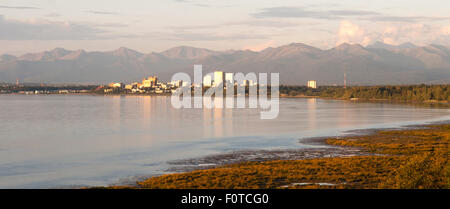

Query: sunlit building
left=307, top=80, right=317, bottom=89
left=105, top=70, right=261, bottom=94
left=142, top=76, right=158, bottom=88
left=125, top=82, right=138, bottom=90
left=170, top=80, right=182, bottom=87
left=225, top=73, right=233, bottom=85
left=203, top=75, right=212, bottom=87
left=213, top=71, right=224, bottom=87
left=109, top=82, right=123, bottom=88
left=241, top=79, right=256, bottom=87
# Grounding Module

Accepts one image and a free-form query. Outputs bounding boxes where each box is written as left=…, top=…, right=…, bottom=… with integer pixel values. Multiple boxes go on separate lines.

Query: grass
left=129, top=124, right=450, bottom=189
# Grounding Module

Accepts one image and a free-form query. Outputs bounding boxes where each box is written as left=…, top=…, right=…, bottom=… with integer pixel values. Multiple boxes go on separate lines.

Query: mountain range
left=1, top=42, right=450, bottom=85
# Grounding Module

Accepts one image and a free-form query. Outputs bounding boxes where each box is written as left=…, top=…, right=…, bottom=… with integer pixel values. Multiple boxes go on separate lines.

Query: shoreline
left=159, top=120, right=448, bottom=173
left=281, top=95, right=450, bottom=107
left=2, top=92, right=448, bottom=107
left=103, top=119, right=449, bottom=189
left=1, top=93, right=448, bottom=188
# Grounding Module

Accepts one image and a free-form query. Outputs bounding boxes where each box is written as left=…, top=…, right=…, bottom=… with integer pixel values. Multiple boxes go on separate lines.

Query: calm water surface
left=0, top=95, right=448, bottom=188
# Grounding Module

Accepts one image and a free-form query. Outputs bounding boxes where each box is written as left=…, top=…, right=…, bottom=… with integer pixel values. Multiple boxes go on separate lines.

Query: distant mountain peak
left=51, top=47, right=69, bottom=52
left=1, top=42, right=450, bottom=85
left=18, top=48, right=72, bottom=61
left=0, top=54, right=16, bottom=62
left=367, top=41, right=417, bottom=50
left=332, top=43, right=370, bottom=56
left=161, top=45, right=219, bottom=59
left=259, top=42, right=322, bottom=59
left=60, top=49, right=87, bottom=60
left=367, top=41, right=393, bottom=49
left=114, top=46, right=135, bottom=52
left=336, top=43, right=364, bottom=50
left=118, top=46, right=137, bottom=51
left=398, top=42, right=417, bottom=49
left=287, top=42, right=316, bottom=48
left=110, top=47, right=143, bottom=58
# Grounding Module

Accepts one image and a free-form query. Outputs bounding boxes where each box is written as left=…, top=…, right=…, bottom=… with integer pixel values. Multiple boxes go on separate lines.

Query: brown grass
left=131, top=125, right=450, bottom=189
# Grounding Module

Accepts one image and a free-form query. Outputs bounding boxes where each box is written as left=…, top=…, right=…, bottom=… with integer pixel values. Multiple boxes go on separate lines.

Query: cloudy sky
left=1, top=0, right=450, bottom=55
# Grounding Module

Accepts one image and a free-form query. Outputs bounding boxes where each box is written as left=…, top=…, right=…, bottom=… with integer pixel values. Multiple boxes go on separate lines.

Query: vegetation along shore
left=280, top=84, right=450, bottom=104
left=2, top=84, right=450, bottom=104
left=107, top=123, right=449, bottom=189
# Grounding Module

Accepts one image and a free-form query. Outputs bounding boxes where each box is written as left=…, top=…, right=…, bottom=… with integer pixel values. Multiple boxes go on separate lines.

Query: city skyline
left=1, top=0, right=450, bottom=55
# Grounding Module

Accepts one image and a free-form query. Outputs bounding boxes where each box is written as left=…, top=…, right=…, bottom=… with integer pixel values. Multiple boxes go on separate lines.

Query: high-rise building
left=125, top=82, right=138, bottom=90
left=225, top=73, right=233, bottom=85
left=170, top=80, right=182, bottom=87
left=203, top=75, right=212, bottom=87
left=111, top=83, right=123, bottom=88
left=213, top=71, right=224, bottom=87
left=307, top=80, right=317, bottom=89
left=142, top=76, right=158, bottom=88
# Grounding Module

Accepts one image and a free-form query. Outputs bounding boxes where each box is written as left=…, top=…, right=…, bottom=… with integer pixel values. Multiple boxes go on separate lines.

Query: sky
left=1, top=0, right=450, bottom=55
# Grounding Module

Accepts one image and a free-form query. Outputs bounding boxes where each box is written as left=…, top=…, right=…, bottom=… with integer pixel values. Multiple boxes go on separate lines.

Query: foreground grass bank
left=132, top=124, right=449, bottom=189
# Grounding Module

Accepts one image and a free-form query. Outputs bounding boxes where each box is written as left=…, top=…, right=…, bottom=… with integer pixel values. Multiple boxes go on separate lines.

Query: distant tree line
left=0, top=85, right=99, bottom=92
left=2, top=84, right=449, bottom=102
left=280, top=85, right=450, bottom=102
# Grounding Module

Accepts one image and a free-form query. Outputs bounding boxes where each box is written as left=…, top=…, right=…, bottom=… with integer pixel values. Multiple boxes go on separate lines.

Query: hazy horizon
left=0, top=41, right=438, bottom=57
left=1, top=40, right=450, bottom=85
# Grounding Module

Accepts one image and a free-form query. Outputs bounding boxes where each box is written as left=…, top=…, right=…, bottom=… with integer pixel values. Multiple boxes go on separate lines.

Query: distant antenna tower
left=344, top=72, right=347, bottom=89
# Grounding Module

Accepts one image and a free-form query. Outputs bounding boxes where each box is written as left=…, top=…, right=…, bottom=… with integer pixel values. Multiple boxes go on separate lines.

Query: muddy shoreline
left=103, top=119, right=450, bottom=188
left=161, top=120, right=449, bottom=174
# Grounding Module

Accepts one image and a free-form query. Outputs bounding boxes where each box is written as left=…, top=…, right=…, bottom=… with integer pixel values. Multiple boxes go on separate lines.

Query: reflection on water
left=307, top=98, right=317, bottom=130
left=0, top=95, right=448, bottom=188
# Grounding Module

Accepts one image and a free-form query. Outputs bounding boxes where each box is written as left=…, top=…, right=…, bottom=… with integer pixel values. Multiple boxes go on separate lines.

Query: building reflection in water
left=213, top=97, right=224, bottom=137
left=224, top=107, right=233, bottom=137
left=306, top=98, right=317, bottom=130
left=202, top=97, right=230, bottom=138
left=337, top=100, right=355, bottom=128
left=203, top=98, right=213, bottom=137
left=142, top=96, right=152, bottom=128
left=111, top=95, right=122, bottom=128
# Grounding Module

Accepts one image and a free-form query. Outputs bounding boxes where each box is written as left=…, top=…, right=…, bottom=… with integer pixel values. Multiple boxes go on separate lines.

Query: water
left=0, top=95, right=448, bottom=188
